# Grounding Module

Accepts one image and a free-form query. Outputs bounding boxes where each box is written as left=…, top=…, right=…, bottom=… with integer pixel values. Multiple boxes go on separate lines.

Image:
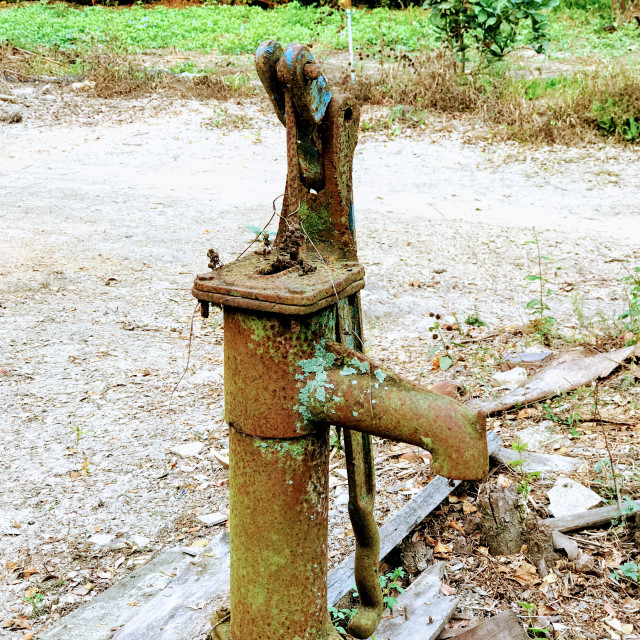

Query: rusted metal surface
left=192, top=40, right=489, bottom=640
left=223, top=306, right=336, bottom=439
left=307, top=341, right=488, bottom=481
left=336, top=296, right=383, bottom=638
left=193, top=43, right=360, bottom=314
left=229, top=426, right=340, bottom=640
left=193, top=256, right=364, bottom=314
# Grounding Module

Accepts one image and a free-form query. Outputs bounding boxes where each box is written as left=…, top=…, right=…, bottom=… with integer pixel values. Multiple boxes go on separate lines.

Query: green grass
left=3, top=0, right=637, bottom=59
left=0, top=2, right=440, bottom=54
left=547, top=10, right=640, bottom=59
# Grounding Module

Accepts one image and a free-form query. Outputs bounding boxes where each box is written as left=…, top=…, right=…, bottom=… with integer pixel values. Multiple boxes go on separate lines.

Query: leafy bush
left=423, top=0, right=559, bottom=72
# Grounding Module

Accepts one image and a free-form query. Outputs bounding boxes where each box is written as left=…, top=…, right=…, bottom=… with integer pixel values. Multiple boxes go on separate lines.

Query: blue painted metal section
left=310, top=74, right=332, bottom=124
left=348, top=203, right=355, bottom=235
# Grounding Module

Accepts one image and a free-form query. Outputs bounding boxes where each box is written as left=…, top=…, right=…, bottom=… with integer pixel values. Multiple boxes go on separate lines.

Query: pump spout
left=306, top=342, right=488, bottom=480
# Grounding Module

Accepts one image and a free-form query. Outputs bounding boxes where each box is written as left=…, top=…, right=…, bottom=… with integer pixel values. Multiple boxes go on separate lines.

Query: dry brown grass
left=0, top=43, right=257, bottom=101
left=350, top=50, right=481, bottom=114
left=343, top=50, right=640, bottom=144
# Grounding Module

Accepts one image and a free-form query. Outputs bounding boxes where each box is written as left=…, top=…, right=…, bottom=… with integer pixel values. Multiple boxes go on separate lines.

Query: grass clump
left=349, top=47, right=640, bottom=143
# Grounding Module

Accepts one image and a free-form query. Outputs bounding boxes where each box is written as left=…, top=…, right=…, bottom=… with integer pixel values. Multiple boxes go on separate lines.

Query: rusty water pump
left=192, top=41, right=489, bottom=640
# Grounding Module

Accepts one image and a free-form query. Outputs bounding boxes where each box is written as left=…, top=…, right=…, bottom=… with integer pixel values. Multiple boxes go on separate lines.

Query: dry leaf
left=0, top=620, right=14, bottom=629
left=462, top=500, right=477, bottom=515
left=441, top=582, right=455, bottom=596
left=447, top=519, right=465, bottom=534
left=6, top=562, right=18, bottom=572
left=434, top=542, right=452, bottom=555
left=12, top=521, right=20, bottom=529
left=448, top=495, right=460, bottom=503
left=538, top=604, right=556, bottom=616
left=24, top=634, right=35, bottom=640
left=513, top=561, right=540, bottom=585
left=604, top=603, right=616, bottom=617
left=424, top=535, right=438, bottom=546
left=23, top=567, right=38, bottom=579
left=14, top=618, right=30, bottom=630
left=23, top=588, right=37, bottom=599
left=517, top=407, right=539, bottom=419
left=542, top=572, right=558, bottom=584
left=496, top=474, right=511, bottom=488
left=477, top=546, right=489, bottom=556
left=431, top=380, right=461, bottom=398
left=190, top=539, right=209, bottom=548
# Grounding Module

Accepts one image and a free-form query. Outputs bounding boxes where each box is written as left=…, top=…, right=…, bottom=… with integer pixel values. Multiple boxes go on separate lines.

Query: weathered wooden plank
left=112, top=533, right=230, bottom=640
left=446, top=610, right=528, bottom=640
left=45, top=432, right=500, bottom=640
left=544, top=499, right=640, bottom=532
left=328, top=431, right=501, bottom=605
left=366, top=562, right=456, bottom=640
left=39, top=548, right=193, bottom=640
left=469, top=346, right=636, bottom=416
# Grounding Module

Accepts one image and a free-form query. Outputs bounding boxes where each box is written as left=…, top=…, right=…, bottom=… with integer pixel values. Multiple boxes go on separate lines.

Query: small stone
left=197, top=513, right=227, bottom=527
left=515, top=421, right=570, bottom=453
left=491, top=367, right=527, bottom=389
left=132, top=535, right=151, bottom=549
left=88, top=534, right=114, bottom=547
left=210, top=451, right=229, bottom=469
left=504, top=351, right=553, bottom=365
left=433, top=267, right=446, bottom=274
left=170, top=442, right=205, bottom=458
left=547, top=476, right=602, bottom=518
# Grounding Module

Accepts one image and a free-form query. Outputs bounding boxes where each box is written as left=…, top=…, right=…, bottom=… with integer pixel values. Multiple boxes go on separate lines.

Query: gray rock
left=170, top=442, right=204, bottom=458
left=547, top=476, right=602, bottom=518
left=491, top=366, right=527, bottom=389
left=197, top=513, right=227, bottom=527
left=88, top=534, right=114, bottom=547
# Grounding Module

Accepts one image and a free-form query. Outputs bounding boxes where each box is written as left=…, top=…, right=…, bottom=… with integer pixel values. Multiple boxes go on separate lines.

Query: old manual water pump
left=192, top=41, right=489, bottom=640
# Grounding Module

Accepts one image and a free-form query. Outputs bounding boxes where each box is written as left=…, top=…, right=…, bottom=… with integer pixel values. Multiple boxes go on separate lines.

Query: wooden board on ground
left=43, top=431, right=501, bottom=640
left=469, top=345, right=636, bottom=416
left=544, top=499, right=640, bottom=532
left=39, top=548, right=193, bottom=640
left=447, top=610, right=528, bottom=640
left=328, top=431, right=501, bottom=605
left=112, top=533, right=230, bottom=640
left=366, top=562, right=456, bottom=640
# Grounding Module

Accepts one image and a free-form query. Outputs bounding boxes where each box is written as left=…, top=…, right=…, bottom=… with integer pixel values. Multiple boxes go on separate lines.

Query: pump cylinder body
left=224, top=307, right=339, bottom=640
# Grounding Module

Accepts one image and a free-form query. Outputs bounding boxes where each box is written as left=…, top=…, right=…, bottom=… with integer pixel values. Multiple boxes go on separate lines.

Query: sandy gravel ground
left=1, top=91, right=639, bottom=634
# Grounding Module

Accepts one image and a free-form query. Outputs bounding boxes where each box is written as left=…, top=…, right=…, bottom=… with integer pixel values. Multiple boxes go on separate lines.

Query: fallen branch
left=468, top=345, right=637, bottom=416
left=448, top=610, right=529, bottom=640
left=543, top=499, right=640, bottom=532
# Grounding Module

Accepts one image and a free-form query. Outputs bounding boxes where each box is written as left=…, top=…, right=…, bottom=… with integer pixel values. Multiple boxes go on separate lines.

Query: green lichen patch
left=253, top=438, right=306, bottom=460
left=374, top=369, right=387, bottom=383
left=340, top=366, right=358, bottom=376
left=299, top=200, right=331, bottom=245
left=295, top=340, right=337, bottom=424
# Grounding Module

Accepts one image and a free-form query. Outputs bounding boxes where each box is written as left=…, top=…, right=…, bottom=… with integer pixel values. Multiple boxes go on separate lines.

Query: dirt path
left=1, top=97, right=639, bottom=633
